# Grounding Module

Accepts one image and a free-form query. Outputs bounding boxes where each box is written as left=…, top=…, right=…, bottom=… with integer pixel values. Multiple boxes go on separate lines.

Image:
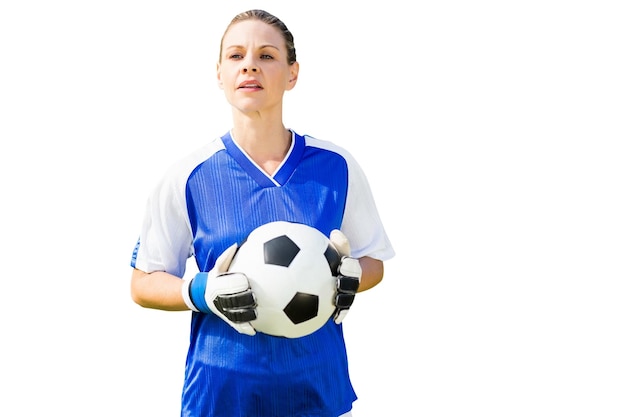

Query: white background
left=1, top=1, right=625, bottom=416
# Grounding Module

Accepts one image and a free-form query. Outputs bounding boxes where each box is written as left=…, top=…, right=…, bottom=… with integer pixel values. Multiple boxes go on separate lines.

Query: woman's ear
left=216, top=62, right=224, bottom=89
left=286, top=62, right=299, bottom=91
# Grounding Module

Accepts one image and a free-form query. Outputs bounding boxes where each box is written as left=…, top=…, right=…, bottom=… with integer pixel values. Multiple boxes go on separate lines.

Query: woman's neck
left=231, top=118, right=292, bottom=175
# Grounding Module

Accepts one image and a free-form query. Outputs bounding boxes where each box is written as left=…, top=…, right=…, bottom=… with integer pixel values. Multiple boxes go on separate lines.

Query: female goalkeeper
left=130, top=9, right=395, bottom=417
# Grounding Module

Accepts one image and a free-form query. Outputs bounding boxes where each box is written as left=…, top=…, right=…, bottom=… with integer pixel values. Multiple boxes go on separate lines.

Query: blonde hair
left=219, top=9, right=297, bottom=65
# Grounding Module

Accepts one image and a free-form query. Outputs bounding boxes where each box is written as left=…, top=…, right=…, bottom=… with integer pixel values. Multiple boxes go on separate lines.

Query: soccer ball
left=229, top=221, right=341, bottom=338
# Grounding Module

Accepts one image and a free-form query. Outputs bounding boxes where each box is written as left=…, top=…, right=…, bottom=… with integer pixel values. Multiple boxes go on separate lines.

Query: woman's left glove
left=182, top=243, right=257, bottom=336
left=329, top=230, right=362, bottom=324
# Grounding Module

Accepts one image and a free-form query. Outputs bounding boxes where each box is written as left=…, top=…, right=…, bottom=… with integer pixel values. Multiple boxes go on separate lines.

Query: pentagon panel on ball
left=229, top=221, right=341, bottom=338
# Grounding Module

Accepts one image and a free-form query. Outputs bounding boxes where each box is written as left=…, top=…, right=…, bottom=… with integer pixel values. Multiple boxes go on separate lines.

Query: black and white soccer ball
left=229, top=221, right=341, bottom=338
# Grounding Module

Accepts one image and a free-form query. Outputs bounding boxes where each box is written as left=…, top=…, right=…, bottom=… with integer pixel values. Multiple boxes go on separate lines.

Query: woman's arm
left=132, top=255, right=383, bottom=311
left=130, top=268, right=189, bottom=311
left=357, top=256, right=384, bottom=292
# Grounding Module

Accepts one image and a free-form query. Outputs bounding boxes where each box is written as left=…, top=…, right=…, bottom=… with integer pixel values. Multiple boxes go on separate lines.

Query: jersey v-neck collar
left=221, top=130, right=305, bottom=188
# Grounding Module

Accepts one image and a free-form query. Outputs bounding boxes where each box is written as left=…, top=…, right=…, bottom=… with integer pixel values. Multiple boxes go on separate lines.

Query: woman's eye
left=260, top=54, right=274, bottom=60
left=230, top=53, right=243, bottom=60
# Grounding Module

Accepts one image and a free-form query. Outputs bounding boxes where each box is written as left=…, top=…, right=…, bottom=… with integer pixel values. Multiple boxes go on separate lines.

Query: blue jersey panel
left=181, top=132, right=355, bottom=417
left=186, top=132, right=347, bottom=272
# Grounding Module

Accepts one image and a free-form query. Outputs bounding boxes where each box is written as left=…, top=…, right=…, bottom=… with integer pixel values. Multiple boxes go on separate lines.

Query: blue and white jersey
left=131, top=130, right=395, bottom=417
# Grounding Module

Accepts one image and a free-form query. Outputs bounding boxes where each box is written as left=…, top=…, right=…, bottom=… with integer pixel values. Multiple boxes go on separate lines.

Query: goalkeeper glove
left=182, top=243, right=257, bottom=336
left=329, top=230, right=362, bottom=324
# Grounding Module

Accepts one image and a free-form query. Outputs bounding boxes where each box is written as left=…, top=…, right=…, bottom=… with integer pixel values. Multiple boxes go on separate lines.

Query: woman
left=130, top=9, right=395, bottom=417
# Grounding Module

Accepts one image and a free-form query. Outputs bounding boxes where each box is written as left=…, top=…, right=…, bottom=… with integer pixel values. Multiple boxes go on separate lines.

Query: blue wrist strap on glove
left=181, top=243, right=257, bottom=336
left=188, top=272, right=211, bottom=313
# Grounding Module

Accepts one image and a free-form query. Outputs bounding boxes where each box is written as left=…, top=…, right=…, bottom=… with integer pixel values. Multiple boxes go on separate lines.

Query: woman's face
left=217, top=19, right=298, bottom=115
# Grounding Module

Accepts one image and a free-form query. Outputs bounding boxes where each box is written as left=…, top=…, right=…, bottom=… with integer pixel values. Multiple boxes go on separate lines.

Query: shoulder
left=160, top=137, right=225, bottom=183
left=147, top=136, right=226, bottom=202
left=169, top=137, right=225, bottom=176
left=300, top=133, right=360, bottom=167
left=303, top=133, right=347, bottom=153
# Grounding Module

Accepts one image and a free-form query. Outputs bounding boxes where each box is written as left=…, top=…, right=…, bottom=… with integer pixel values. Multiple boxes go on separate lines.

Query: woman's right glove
left=182, top=243, right=257, bottom=336
left=329, top=230, right=362, bottom=324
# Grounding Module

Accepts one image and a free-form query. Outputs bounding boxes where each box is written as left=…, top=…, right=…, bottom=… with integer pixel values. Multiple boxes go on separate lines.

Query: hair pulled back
left=219, top=9, right=297, bottom=65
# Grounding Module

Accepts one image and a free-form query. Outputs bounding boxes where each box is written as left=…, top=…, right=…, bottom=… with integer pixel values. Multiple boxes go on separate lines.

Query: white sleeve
left=132, top=172, right=194, bottom=278
left=342, top=153, right=395, bottom=261
left=132, top=140, right=223, bottom=277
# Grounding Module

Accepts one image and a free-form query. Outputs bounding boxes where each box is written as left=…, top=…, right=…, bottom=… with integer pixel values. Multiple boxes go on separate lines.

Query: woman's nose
left=241, top=57, right=258, bottom=73
left=242, top=66, right=258, bottom=73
